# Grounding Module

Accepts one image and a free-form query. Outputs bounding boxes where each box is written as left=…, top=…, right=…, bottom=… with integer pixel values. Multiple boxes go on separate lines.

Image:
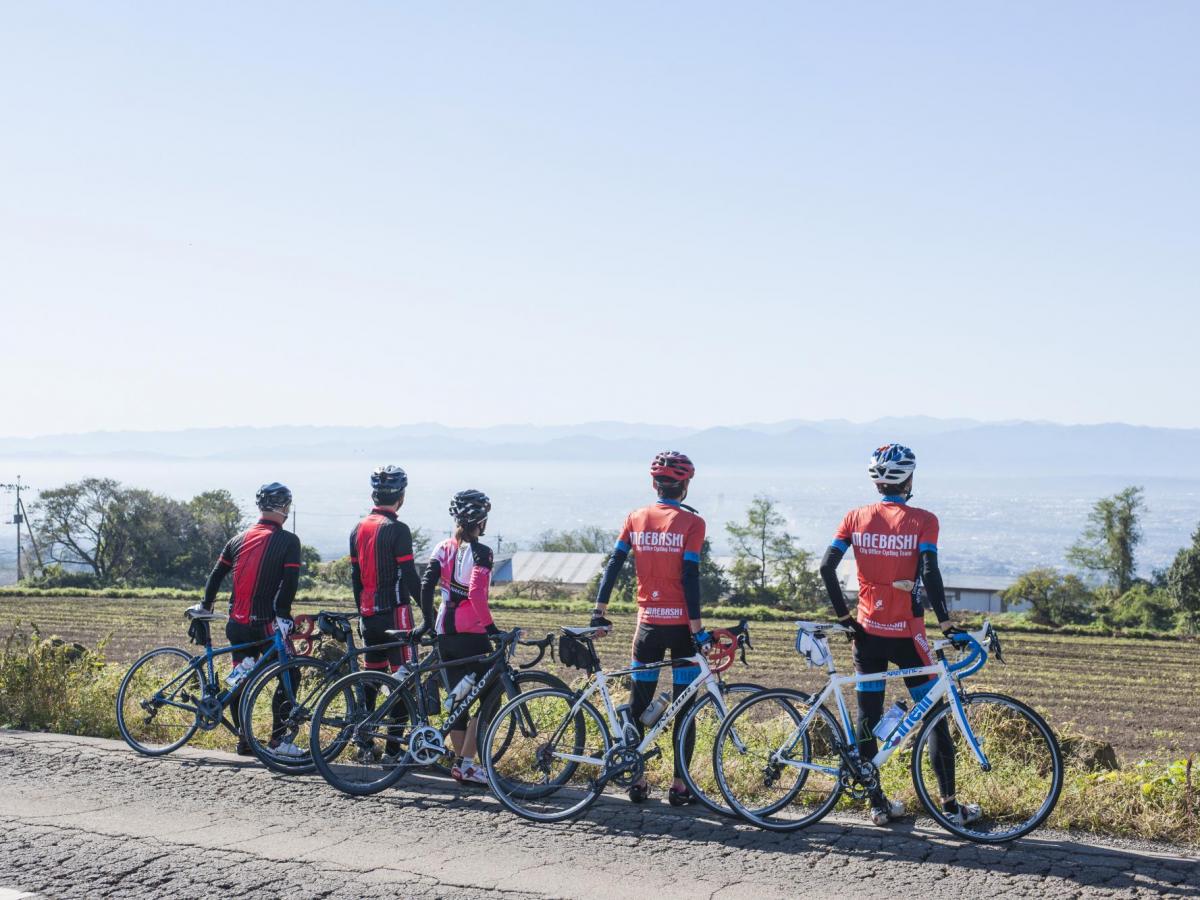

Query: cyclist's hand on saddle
left=588, top=608, right=612, bottom=637
left=940, top=623, right=971, bottom=645
left=411, top=623, right=431, bottom=642
left=837, top=615, right=862, bottom=643
left=274, top=616, right=294, bottom=638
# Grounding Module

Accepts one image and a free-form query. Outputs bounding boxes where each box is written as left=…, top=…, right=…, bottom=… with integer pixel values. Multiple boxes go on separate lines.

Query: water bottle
left=872, top=700, right=909, bottom=742
left=443, top=673, right=477, bottom=711
left=226, top=656, right=256, bottom=690
left=640, top=691, right=671, bottom=726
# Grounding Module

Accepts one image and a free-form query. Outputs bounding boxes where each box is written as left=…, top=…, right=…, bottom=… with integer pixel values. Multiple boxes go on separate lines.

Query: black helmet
left=256, top=482, right=292, bottom=512
left=449, top=489, right=491, bottom=526
left=370, top=465, right=409, bottom=494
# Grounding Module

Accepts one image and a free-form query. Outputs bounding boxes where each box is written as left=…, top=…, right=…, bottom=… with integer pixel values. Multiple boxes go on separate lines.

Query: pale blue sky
left=1, top=2, right=1197, bottom=436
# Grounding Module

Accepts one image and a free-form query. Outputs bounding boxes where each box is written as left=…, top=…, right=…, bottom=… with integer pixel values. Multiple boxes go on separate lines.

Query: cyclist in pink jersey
left=819, top=443, right=979, bottom=828
left=420, top=489, right=498, bottom=786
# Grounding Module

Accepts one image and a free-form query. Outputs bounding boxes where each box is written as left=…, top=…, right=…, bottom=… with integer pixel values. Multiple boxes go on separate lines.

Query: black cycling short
left=852, top=628, right=936, bottom=694
left=437, top=632, right=493, bottom=731
left=360, top=605, right=415, bottom=671
left=630, top=622, right=699, bottom=684
left=225, top=619, right=274, bottom=666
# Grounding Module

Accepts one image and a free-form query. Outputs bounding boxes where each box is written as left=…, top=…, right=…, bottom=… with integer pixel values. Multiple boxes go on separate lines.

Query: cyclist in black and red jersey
left=350, top=465, right=432, bottom=674
left=819, top=444, right=980, bottom=828
left=197, top=482, right=301, bottom=756
left=591, top=451, right=711, bottom=806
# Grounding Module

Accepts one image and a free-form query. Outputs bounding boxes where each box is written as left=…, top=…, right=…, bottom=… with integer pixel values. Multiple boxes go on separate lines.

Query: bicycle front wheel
left=911, top=691, right=1064, bottom=843
left=675, top=681, right=764, bottom=816
left=713, top=688, right=843, bottom=832
left=116, top=647, right=201, bottom=756
left=483, top=688, right=612, bottom=823
left=240, top=656, right=341, bottom=775
left=310, top=670, right=416, bottom=796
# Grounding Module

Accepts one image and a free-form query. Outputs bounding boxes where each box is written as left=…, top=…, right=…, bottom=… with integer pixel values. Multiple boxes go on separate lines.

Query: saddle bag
left=559, top=633, right=600, bottom=674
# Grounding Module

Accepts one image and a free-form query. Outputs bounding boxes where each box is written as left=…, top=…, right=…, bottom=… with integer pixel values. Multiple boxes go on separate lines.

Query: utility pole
left=0, top=476, right=33, bottom=582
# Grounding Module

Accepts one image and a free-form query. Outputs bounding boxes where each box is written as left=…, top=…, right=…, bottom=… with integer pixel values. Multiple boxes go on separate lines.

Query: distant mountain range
left=0, top=418, right=1196, bottom=477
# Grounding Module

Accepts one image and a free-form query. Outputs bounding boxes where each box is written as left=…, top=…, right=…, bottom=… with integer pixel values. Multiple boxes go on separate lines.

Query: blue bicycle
left=116, top=609, right=293, bottom=756
left=712, top=622, right=1064, bottom=843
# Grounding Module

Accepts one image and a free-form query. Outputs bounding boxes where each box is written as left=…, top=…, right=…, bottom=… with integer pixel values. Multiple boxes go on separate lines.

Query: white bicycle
left=481, top=622, right=759, bottom=822
left=711, top=621, right=1064, bottom=843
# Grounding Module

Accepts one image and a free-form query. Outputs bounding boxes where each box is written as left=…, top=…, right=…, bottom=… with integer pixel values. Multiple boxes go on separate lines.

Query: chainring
left=604, top=746, right=644, bottom=788
left=196, top=695, right=224, bottom=731
left=841, top=760, right=880, bottom=800
left=407, top=725, right=446, bottom=765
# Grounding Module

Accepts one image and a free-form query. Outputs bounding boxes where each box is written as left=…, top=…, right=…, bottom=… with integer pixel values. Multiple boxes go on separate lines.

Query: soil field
left=3, top=595, right=1197, bottom=764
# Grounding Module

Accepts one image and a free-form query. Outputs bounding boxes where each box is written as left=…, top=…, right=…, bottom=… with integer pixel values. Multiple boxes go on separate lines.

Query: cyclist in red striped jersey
left=199, top=482, right=301, bottom=755
left=350, top=465, right=431, bottom=673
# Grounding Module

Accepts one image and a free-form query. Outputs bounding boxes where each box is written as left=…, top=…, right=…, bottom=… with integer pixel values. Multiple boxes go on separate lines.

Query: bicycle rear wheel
left=240, top=657, right=344, bottom=775
left=713, top=688, right=843, bottom=832
left=116, top=647, right=201, bottom=756
left=911, top=691, right=1063, bottom=843
left=483, top=688, right=611, bottom=823
left=675, top=681, right=764, bottom=816
left=478, top=670, right=571, bottom=765
left=310, top=670, right=417, bottom=795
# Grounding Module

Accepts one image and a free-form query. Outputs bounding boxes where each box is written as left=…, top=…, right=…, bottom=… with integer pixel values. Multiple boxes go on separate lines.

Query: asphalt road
left=0, top=730, right=1196, bottom=899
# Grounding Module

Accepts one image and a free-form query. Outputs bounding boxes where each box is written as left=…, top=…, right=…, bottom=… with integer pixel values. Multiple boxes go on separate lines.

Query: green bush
left=0, top=626, right=123, bottom=738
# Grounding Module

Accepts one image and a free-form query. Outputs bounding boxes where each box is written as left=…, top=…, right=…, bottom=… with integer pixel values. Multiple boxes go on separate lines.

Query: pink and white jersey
left=430, top=538, right=495, bottom=635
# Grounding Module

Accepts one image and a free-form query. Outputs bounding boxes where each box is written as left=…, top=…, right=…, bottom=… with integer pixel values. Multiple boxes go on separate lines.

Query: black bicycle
left=309, top=628, right=565, bottom=796
left=238, top=610, right=442, bottom=775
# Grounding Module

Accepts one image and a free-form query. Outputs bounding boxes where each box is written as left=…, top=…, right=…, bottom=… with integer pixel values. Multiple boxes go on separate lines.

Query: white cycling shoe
left=452, top=762, right=489, bottom=786
left=868, top=796, right=906, bottom=826
left=270, top=740, right=306, bottom=759
left=944, top=802, right=983, bottom=827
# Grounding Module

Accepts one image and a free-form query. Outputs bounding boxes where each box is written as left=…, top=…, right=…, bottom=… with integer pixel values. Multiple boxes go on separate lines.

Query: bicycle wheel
left=911, top=691, right=1063, bottom=843
left=478, top=670, right=572, bottom=765
left=310, top=669, right=417, bottom=796
left=483, top=688, right=612, bottom=823
left=713, top=688, right=843, bottom=832
left=240, top=656, right=343, bottom=775
left=675, top=681, right=764, bottom=816
left=116, top=647, right=202, bottom=756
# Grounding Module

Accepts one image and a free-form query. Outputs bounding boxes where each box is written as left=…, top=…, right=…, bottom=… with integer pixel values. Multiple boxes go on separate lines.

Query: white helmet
left=867, top=443, right=916, bottom=485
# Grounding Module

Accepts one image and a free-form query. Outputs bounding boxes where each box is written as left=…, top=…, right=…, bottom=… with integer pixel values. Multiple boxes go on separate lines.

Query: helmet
left=867, top=444, right=916, bottom=485
left=370, top=465, right=408, bottom=495
left=650, top=450, right=695, bottom=483
left=449, top=489, right=491, bottom=526
left=256, top=482, right=293, bottom=512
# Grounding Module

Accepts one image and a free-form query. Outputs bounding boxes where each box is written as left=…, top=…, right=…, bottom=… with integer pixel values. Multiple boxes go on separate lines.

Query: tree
left=726, top=497, right=788, bottom=595
left=1100, top=583, right=1178, bottom=632
left=1066, top=487, right=1146, bottom=593
left=1166, top=525, right=1200, bottom=635
left=1003, top=567, right=1096, bottom=626
left=298, top=544, right=322, bottom=589
left=33, top=478, right=133, bottom=583
left=697, top=538, right=731, bottom=605
left=725, top=496, right=820, bottom=608
left=533, top=527, right=617, bottom=553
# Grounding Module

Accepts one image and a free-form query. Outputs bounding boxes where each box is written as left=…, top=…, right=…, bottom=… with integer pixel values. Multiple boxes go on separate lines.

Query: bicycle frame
left=150, top=628, right=289, bottom=720
left=548, top=651, right=728, bottom=769
left=777, top=633, right=991, bottom=778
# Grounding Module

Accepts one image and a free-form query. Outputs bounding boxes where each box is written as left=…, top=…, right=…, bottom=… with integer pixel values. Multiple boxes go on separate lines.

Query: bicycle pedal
left=643, top=747, right=662, bottom=762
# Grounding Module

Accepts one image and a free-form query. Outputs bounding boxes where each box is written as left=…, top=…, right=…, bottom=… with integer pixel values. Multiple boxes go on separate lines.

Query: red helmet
left=650, top=450, right=695, bottom=483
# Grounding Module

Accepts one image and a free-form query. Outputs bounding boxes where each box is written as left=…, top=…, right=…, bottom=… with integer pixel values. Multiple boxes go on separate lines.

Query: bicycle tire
left=239, top=656, right=341, bottom=775
left=675, top=681, right=765, bottom=817
left=713, top=687, right=843, bottom=832
left=116, top=647, right=202, bottom=756
left=310, top=669, right=417, bottom=796
left=478, top=669, right=572, bottom=765
left=910, top=691, right=1064, bottom=843
left=482, top=687, right=611, bottom=823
